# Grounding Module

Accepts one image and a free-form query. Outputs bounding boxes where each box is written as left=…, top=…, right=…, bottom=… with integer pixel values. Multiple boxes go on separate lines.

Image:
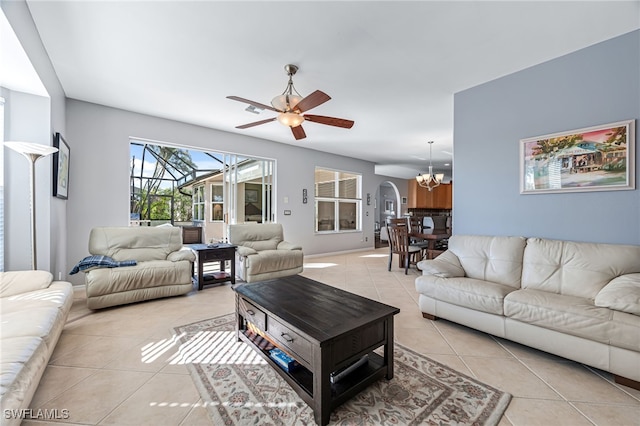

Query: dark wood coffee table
left=234, top=275, right=399, bottom=426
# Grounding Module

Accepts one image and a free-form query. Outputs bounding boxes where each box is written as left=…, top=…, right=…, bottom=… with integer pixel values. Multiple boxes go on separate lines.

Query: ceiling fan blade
left=236, top=117, right=276, bottom=129
left=303, top=114, right=354, bottom=129
left=226, top=96, right=280, bottom=112
left=293, top=90, right=331, bottom=113
left=291, top=125, right=306, bottom=140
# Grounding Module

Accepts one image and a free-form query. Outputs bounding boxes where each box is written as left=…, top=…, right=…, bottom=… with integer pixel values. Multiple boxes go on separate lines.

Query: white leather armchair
left=228, top=223, right=303, bottom=283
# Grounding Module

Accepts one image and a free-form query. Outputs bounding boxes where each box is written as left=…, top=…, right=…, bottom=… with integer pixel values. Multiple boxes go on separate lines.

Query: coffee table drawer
left=238, top=298, right=266, bottom=331
left=268, top=317, right=312, bottom=364
left=201, top=248, right=232, bottom=262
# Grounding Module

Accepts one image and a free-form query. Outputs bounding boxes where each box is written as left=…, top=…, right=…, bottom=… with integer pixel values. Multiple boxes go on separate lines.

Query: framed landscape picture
left=53, top=132, right=70, bottom=199
left=520, top=120, right=635, bottom=194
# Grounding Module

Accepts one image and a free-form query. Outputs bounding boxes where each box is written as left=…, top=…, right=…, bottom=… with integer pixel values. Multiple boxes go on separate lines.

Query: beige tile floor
left=26, top=248, right=640, bottom=425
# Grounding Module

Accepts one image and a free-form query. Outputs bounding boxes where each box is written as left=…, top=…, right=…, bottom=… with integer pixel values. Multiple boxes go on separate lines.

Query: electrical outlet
left=365, top=237, right=368, bottom=242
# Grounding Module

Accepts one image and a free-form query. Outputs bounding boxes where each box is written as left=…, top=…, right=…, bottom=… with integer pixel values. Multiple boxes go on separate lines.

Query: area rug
left=172, top=314, right=511, bottom=425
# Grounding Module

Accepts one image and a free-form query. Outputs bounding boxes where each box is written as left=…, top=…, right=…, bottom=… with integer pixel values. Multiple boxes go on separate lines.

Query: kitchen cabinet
left=408, top=180, right=452, bottom=209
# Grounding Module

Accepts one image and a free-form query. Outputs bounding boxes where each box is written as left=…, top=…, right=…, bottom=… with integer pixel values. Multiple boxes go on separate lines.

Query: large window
left=129, top=141, right=275, bottom=244
left=315, top=168, right=361, bottom=233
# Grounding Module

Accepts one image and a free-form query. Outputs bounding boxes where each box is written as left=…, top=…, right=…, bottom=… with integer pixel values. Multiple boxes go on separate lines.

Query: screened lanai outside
left=130, top=140, right=274, bottom=244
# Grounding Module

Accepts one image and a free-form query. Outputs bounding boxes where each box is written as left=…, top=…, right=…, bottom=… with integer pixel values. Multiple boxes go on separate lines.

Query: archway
left=374, top=180, right=401, bottom=247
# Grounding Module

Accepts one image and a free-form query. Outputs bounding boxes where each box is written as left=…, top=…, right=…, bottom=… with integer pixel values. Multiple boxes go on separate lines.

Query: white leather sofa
left=415, top=235, right=640, bottom=389
left=84, top=226, right=195, bottom=309
left=228, top=223, right=303, bottom=283
left=0, top=271, right=73, bottom=425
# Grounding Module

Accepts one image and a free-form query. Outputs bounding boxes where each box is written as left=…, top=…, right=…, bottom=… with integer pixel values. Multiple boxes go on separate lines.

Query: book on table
left=269, top=348, right=299, bottom=372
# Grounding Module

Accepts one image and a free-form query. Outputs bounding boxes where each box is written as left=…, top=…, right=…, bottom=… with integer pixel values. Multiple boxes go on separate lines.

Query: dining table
left=409, top=228, right=451, bottom=259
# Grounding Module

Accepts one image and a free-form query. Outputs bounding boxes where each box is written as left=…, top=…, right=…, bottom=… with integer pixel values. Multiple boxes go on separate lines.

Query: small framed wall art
left=520, top=119, right=635, bottom=194
left=53, top=132, right=70, bottom=199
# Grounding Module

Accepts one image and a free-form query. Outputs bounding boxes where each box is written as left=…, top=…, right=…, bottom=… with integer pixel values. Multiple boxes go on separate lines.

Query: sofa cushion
left=415, top=276, right=515, bottom=315
left=0, top=271, right=52, bottom=298
left=504, top=288, right=640, bottom=351
left=447, top=235, right=527, bottom=288
left=595, top=273, right=640, bottom=315
left=0, top=306, right=63, bottom=346
left=89, top=226, right=183, bottom=262
left=228, top=223, right=284, bottom=251
left=246, top=250, right=304, bottom=275
left=85, top=260, right=192, bottom=297
left=522, top=238, right=640, bottom=299
left=0, top=336, right=49, bottom=406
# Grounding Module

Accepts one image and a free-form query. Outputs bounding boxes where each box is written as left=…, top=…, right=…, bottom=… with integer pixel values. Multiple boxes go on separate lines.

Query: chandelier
left=416, top=140, right=444, bottom=191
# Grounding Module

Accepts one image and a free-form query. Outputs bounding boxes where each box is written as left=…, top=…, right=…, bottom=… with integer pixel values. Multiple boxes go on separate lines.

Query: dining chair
left=386, top=224, right=421, bottom=274
left=386, top=217, right=408, bottom=227
left=408, top=217, right=429, bottom=258
left=422, top=216, right=434, bottom=229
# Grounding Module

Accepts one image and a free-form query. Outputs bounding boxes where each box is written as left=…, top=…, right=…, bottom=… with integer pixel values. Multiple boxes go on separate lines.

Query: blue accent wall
left=453, top=30, right=640, bottom=245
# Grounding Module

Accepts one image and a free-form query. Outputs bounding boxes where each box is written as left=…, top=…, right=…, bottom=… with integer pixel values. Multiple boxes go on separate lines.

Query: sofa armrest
left=237, top=246, right=258, bottom=257
left=595, top=273, right=640, bottom=315
left=0, top=270, right=54, bottom=297
left=167, top=248, right=196, bottom=262
left=416, top=250, right=465, bottom=278
left=277, top=241, right=302, bottom=251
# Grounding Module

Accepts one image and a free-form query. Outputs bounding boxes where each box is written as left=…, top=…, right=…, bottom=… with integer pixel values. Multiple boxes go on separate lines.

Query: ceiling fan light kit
left=227, top=64, right=354, bottom=140
left=271, top=94, right=303, bottom=112
left=416, top=140, right=444, bottom=191
left=277, top=112, right=304, bottom=127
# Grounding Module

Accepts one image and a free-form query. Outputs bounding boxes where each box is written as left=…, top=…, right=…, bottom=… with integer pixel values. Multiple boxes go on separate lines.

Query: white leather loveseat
left=0, top=271, right=73, bottom=425
left=415, top=235, right=640, bottom=389
left=228, top=223, right=303, bottom=283
left=84, top=226, right=195, bottom=309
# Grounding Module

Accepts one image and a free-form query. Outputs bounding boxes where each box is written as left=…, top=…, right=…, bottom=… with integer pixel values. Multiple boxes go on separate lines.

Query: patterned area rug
left=172, top=314, right=511, bottom=425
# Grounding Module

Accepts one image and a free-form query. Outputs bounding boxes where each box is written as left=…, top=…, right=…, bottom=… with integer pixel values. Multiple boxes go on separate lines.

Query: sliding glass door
left=129, top=139, right=275, bottom=243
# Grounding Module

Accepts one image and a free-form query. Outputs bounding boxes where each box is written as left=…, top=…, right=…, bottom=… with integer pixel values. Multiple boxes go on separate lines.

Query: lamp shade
left=5, top=141, right=58, bottom=157
left=277, top=112, right=305, bottom=127
left=271, top=94, right=303, bottom=112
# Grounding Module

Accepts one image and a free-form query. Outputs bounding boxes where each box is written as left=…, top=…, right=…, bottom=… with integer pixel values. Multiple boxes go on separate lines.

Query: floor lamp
left=4, top=141, right=58, bottom=270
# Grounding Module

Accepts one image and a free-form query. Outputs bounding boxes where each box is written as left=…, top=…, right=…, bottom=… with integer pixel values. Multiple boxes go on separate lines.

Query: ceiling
left=24, top=1, right=640, bottom=179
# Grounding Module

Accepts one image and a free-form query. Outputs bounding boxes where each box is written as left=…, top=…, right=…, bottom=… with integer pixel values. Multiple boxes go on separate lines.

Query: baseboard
left=304, top=247, right=374, bottom=259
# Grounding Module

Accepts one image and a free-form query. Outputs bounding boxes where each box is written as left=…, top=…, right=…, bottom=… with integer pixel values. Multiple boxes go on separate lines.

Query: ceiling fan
left=227, top=64, right=354, bottom=141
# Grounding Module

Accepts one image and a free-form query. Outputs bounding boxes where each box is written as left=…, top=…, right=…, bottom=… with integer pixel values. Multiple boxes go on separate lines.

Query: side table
left=187, top=243, right=237, bottom=290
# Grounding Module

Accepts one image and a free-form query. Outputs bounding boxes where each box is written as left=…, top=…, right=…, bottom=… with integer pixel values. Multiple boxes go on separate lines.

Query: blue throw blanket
left=69, top=255, right=137, bottom=275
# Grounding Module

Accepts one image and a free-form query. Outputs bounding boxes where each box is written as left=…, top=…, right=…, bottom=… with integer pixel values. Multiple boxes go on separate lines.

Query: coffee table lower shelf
left=238, top=329, right=386, bottom=418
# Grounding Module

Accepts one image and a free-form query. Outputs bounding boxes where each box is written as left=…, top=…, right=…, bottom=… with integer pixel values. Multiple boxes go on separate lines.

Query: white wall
left=3, top=1, right=68, bottom=274
left=453, top=30, right=640, bottom=244
left=65, top=99, right=407, bottom=284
